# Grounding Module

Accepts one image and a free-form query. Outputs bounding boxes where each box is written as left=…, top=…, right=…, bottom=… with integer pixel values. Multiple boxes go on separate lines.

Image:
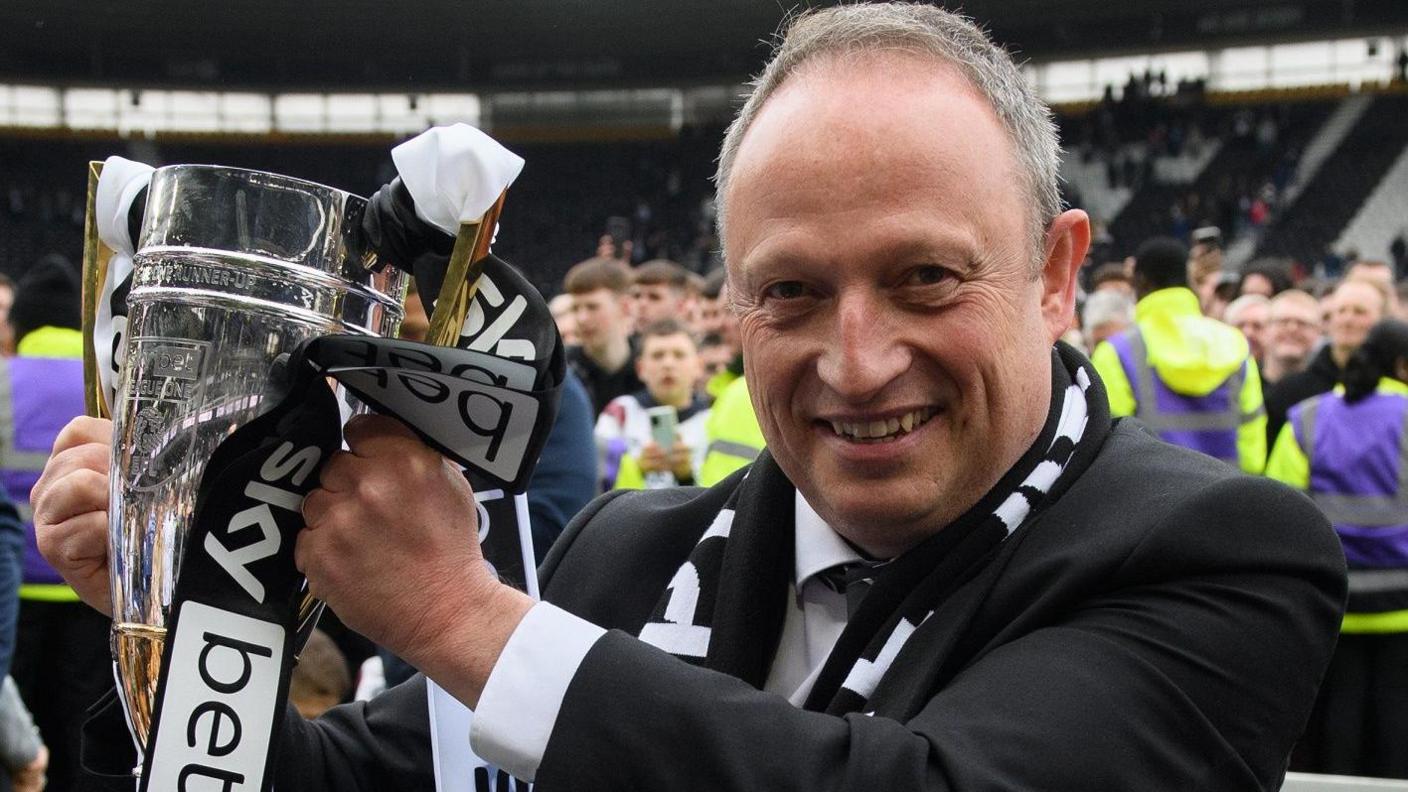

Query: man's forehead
left=721, top=51, right=1024, bottom=275
left=1272, top=301, right=1317, bottom=320
left=735, top=53, right=993, bottom=167
left=1337, top=281, right=1380, bottom=303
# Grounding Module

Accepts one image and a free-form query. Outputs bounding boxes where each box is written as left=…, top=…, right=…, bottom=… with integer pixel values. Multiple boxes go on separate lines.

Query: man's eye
left=909, top=265, right=952, bottom=286
left=764, top=281, right=809, bottom=300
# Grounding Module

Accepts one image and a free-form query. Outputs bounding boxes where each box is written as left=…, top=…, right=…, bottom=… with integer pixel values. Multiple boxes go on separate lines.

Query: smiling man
left=35, top=5, right=1345, bottom=791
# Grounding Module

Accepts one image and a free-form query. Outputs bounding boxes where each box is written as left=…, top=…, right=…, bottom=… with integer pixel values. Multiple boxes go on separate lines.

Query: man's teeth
left=829, top=408, right=936, bottom=442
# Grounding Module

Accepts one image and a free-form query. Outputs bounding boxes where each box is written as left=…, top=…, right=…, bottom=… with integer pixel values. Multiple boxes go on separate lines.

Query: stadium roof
left=2, top=0, right=1405, bottom=92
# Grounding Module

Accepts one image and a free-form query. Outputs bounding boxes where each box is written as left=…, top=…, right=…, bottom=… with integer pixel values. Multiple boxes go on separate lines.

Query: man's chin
left=811, top=483, right=949, bottom=555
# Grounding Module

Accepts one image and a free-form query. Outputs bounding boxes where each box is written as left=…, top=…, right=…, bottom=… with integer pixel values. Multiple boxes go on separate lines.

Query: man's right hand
left=32, top=417, right=113, bottom=617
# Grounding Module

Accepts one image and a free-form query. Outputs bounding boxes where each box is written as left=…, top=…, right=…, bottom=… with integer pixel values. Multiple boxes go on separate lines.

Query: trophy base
left=112, top=621, right=165, bottom=752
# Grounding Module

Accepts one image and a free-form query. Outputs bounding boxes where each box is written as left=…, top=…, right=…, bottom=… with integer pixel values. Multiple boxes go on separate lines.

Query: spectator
left=682, top=272, right=707, bottom=328
left=1081, top=289, right=1135, bottom=351
left=1262, top=289, right=1323, bottom=388
left=1266, top=278, right=1388, bottom=454
left=697, top=267, right=743, bottom=385
left=631, top=259, right=692, bottom=333
left=1348, top=260, right=1399, bottom=317
left=696, top=332, right=735, bottom=398
left=1, top=255, right=106, bottom=792
left=694, top=267, right=734, bottom=341
left=1088, top=261, right=1135, bottom=300
left=697, top=372, right=765, bottom=488
left=1187, top=233, right=1224, bottom=315
left=563, top=256, right=643, bottom=414
left=1225, top=294, right=1271, bottom=362
left=0, top=276, right=14, bottom=358
left=548, top=293, right=578, bottom=346
left=1238, top=259, right=1293, bottom=299
left=1193, top=245, right=1227, bottom=318
left=289, top=629, right=352, bottom=719
left=595, top=319, right=709, bottom=489
left=1092, top=237, right=1266, bottom=473
left=1267, top=319, right=1408, bottom=777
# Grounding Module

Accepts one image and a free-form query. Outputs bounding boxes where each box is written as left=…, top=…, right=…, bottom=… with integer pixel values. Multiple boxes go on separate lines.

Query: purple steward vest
left=1108, top=330, right=1245, bottom=465
left=0, top=357, right=86, bottom=586
left=1291, top=388, right=1408, bottom=615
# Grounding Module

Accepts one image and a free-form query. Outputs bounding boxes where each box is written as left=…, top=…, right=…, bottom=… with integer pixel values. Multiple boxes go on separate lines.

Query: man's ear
left=1040, top=209, right=1091, bottom=342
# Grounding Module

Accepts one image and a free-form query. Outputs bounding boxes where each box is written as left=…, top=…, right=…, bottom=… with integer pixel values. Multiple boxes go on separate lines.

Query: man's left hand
left=296, top=414, right=533, bottom=708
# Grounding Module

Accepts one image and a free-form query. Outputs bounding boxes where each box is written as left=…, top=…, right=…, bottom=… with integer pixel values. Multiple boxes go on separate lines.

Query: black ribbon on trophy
left=82, top=127, right=556, bottom=792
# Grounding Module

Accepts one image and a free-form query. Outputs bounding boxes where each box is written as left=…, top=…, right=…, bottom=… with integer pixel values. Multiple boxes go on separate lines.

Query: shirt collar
left=794, top=490, right=863, bottom=592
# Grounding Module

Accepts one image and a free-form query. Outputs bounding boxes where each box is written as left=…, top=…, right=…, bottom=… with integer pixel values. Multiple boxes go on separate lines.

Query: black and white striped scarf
left=636, top=342, right=1112, bottom=717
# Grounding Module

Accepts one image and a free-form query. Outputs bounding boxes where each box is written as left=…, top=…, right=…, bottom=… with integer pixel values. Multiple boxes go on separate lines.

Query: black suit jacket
left=522, top=421, right=1345, bottom=791
left=85, top=420, right=1337, bottom=790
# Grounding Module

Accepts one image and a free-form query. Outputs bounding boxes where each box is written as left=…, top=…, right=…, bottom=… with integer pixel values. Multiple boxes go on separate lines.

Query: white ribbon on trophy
left=92, top=155, right=155, bottom=413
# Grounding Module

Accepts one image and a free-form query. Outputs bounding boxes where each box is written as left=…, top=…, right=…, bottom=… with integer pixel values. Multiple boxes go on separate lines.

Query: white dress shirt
left=469, top=491, right=861, bottom=782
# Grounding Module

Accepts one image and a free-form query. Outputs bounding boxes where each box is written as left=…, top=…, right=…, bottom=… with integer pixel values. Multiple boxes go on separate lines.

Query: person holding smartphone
left=594, top=318, right=709, bottom=489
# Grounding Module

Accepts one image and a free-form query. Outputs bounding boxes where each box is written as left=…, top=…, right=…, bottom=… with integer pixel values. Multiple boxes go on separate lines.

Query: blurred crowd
left=1066, top=234, right=1408, bottom=778
left=0, top=93, right=1402, bottom=785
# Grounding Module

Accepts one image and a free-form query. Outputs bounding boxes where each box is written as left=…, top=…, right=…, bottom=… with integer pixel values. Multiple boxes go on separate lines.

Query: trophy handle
left=293, top=592, right=326, bottom=661
left=424, top=190, right=508, bottom=348
left=81, top=160, right=117, bottom=419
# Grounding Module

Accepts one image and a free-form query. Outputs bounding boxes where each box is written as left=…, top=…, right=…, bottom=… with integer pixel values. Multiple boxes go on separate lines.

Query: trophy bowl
left=106, top=165, right=407, bottom=749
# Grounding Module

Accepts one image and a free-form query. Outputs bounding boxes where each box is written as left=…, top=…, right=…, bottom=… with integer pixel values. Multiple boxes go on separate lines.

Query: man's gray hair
left=1224, top=293, right=1270, bottom=327
left=714, top=3, right=1063, bottom=268
left=1082, top=290, right=1136, bottom=337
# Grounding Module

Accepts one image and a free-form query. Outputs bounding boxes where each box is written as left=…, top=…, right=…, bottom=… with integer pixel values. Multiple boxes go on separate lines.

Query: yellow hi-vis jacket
left=1091, top=287, right=1267, bottom=474
left=697, top=376, right=765, bottom=487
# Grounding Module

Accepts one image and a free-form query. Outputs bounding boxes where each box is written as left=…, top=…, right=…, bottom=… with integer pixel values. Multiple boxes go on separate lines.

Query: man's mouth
left=825, top=407, right=938, bottom=443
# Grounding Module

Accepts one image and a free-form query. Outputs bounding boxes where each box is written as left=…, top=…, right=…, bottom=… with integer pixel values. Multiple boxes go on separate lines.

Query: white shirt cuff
left=468, top=601, right=606, bottom=781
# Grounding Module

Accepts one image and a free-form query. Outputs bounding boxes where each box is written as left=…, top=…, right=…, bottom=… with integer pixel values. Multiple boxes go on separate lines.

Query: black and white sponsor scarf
left=638, top=342, right=1111, bottom=718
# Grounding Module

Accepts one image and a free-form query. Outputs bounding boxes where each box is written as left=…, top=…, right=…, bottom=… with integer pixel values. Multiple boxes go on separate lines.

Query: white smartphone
left=646, top=405, right=678, bottom=449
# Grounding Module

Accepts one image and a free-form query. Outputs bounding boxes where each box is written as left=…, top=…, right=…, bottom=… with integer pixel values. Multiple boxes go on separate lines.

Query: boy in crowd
left=696, top=332, right=736, bottom=399
left=631, top=259, right=693, bottom=333
left=595, top=319, right=710, bottom=490
left=563, top=256, right=642, bottom=414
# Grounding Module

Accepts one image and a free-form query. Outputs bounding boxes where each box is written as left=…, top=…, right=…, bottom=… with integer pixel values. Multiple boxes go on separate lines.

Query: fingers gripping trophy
left=81, top=126, right=563, bottom=790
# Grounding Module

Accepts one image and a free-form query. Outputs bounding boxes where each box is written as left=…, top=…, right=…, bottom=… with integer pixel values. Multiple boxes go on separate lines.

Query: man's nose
left=816, top=292, right=911, bottom=401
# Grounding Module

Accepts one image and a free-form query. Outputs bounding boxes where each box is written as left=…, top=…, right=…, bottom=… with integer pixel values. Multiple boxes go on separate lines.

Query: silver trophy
left=101, top=165, right=407, bottom=750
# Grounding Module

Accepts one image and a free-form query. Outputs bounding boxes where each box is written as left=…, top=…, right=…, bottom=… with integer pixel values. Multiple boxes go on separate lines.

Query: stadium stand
left=1256, top=92, right=1408, bottom=271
